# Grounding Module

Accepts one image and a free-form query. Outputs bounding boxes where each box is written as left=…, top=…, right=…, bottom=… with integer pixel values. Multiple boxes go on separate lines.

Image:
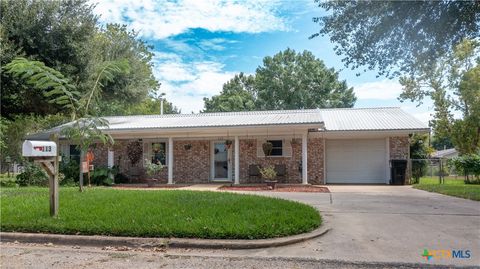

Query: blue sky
left=92, top=0, right=433, bottom=122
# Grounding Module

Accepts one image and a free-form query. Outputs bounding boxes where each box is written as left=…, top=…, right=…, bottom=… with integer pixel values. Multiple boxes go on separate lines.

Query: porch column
left=107, top=148, right=114, bottom=180
left=302, top=133, right=308, bottom=184
left=168, top=137, right=173, bottom=184
left=234, top=135, right=240, bottom=185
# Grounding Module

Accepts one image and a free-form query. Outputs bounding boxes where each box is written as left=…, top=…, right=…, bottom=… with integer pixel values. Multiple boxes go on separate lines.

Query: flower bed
left=221, top=185, right=330, bottom=193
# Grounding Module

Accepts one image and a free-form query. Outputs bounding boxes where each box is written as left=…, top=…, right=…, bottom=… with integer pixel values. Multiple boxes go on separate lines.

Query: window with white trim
left=268, top=140, right=283, bottom=156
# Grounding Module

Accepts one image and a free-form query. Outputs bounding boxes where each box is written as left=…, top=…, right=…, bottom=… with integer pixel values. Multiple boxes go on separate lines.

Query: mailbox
left=22, top=140, right=57, bottom=157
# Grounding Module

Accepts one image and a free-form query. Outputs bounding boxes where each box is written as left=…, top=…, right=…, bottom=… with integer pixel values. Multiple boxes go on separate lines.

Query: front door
left=212, top=141, right=231, bottom=181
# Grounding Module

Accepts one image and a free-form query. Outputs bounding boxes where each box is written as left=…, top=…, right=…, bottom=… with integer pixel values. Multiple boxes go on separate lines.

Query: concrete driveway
left=176, top=185, right=480, bottom=267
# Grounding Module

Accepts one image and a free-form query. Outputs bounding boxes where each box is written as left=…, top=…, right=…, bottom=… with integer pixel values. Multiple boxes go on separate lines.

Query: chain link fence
left=409, top=158, right=462, bottom=184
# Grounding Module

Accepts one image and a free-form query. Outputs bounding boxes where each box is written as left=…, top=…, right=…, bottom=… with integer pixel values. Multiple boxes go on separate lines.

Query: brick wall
left=308, top=138, right=324, bottom=185
left=389, top=136, right=411, bottom=184
left=173, top=140, right=210, bottom=183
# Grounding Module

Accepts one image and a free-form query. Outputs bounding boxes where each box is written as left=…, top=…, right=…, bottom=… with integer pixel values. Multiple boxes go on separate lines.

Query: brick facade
left=173, top=140, right=210, bottom=183
left=389, top=136, right=411, bottom=184
left=85, top=136, right=411, bottom=185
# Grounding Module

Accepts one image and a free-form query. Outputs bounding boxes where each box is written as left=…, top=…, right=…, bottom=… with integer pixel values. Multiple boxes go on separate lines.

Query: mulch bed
left=113, top=184, right=190, bottom=189
left=220, top=185, right=330, bottom=193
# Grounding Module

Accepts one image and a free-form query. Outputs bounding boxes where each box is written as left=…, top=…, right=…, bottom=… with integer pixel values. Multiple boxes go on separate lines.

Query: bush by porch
left=1, top=187, right=321, bottom=239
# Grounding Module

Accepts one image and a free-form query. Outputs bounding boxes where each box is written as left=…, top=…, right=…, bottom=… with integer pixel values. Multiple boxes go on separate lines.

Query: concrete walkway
left=170, top=185, right=480, bottom=267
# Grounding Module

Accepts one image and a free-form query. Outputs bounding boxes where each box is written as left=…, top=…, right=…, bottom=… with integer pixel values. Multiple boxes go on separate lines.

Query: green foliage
left=3, top=58, right=80, bottom=116
left=0, top=188, right=322, bottom=239
left=0, top=174, right=18, bottom=188
left=16, top=163, right=49, bottom=186
left=260, top=166, right=277, bottom=181
left=144, top=159, right=164, bottom=178
left=312, top=1, right=480, bottom=78
left=414, top=184, right=480, bottom=201
left=88, top=24, right=159, bottom=110
left=203, top=73, right=256, bottom=112
left=59, top=159, right=79, bottom=186
left=203, top=49, right=355, bottom=112
left=410, top=134, right=430, bottom=184
left=451, top=154, right=480, bottom=184
left=100, top=97, right=180, bottom=116
left=399, top=40, right=480, bottom=154
left=0, top=114, right=69, bottom=163
left=90, top=166, right=116, bottom=186
left=0, top=0, right=97, bottom=118
left=1, top=0, right=160, bottom=119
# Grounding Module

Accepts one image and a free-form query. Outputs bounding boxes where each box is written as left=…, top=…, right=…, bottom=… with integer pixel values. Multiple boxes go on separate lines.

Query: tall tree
left=399, top=40, right=480, bottom=154
left=203, top=73, right=256, bottom=112
left=87, top=24, right=159, bottom=114
left=203, top=49, right=355, bottom=112
left=312, top=0, right=480, bottom=78
left=255, top=49, right=355, bottom=109
left=0, top=0, right=97, bottom=117
left=0, top=0, right=160, bottom=118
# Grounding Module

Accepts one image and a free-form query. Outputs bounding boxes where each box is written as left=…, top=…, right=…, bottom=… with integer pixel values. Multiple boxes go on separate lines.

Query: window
left=151, top=142, right=166, bottom=165
left=69, top=145, right=80, bottom=163
left=268, top=140, right=283, bottom=156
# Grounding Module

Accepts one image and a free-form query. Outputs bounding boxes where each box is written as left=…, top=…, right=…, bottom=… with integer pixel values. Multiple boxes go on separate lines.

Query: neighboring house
left=29, top=107, right=429, bottom=185
left=431, top=148, right=458, bottom=159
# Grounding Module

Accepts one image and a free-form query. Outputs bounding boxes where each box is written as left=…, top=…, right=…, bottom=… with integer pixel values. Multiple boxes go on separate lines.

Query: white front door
left=212, top=141, right=231, bottom=181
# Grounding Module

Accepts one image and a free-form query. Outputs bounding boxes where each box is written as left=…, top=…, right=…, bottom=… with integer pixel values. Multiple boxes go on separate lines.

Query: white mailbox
left=22, top=140, right=57, bottom=157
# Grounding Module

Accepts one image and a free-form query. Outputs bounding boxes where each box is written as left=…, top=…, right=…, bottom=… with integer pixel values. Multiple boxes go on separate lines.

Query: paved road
left=0, top=242, right=470, bottom=269
left=1, top=186, right=479, bottom=268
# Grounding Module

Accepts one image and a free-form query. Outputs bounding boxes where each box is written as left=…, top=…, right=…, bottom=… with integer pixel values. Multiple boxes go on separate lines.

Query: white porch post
left=302, top=133, right=308, bottom=184
left=107, top=148, right=114, bottom=180
left=168, top=137, right=173, bottom=184
left=234, top=135, right=240, bottom=185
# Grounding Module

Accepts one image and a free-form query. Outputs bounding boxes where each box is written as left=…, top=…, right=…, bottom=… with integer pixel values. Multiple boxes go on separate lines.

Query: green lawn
left=0, top=187, right=321, bottom=239
left=413, top=177, right=480, bottom=201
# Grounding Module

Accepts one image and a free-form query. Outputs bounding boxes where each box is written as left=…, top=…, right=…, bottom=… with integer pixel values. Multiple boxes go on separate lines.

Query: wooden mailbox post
left=22, top=136, right=60, bottom=217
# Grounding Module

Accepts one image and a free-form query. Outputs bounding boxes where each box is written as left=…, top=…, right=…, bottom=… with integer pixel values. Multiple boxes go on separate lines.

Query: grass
left=0, top=187, right=321, bottom=239
left=413, top=177, right=480, bottom=201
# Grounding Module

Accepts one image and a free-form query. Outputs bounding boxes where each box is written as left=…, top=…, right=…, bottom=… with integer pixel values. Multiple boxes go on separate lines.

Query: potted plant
left=225, top=139, right=233, bottom=149
left=145, top=159, right=164, bottom=187
left=260, top=165, right=277, bottom=189
left=262, top=141, right=273, bottom=156
left=184, top=143, right=192, bottom=150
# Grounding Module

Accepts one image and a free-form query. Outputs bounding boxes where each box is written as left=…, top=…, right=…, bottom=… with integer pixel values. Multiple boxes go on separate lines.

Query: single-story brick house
left=30, top=107, right=429, bottom=185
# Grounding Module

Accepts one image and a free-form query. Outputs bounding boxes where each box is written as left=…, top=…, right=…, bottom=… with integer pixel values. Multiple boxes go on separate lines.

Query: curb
left=0, top=227, right=330, bottom=250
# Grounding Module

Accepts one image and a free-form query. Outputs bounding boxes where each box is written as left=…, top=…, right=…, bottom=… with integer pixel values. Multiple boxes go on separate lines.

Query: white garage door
left=326, top=139, right=387, bottom=184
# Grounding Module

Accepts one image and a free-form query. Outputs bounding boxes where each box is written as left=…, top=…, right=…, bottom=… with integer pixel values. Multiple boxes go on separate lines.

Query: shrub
left=451, top=154, right=480, bottom=184
left=59, top=158, right=79, bottom=186
left=145, top=159, right=163, bottom=178
left=16, top=163, right=49, bottom=186
left=260, top=165, right=277, bottom=180
left=0, top=175, right=18, bottom=187
left=91, top=166, right=116, bottom=186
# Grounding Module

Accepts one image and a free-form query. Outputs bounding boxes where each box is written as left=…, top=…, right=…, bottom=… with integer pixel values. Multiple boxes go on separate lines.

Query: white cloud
left=353, top=80, right=403, bottom=100
left=92, top=0, right=288, bottom=39
left=152, top=52, right=236, bottom=113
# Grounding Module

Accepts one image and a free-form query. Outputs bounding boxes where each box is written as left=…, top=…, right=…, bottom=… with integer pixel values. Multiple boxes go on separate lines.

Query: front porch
left=77, top=128, right=325, bottom=185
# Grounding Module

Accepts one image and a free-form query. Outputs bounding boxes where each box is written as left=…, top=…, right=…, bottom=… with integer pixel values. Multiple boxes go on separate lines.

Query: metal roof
left=104, top=109, right=324, bottom=130
left=26, top=107, right=429, bottom=140
left=320, top=107, right=428, bottom=131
